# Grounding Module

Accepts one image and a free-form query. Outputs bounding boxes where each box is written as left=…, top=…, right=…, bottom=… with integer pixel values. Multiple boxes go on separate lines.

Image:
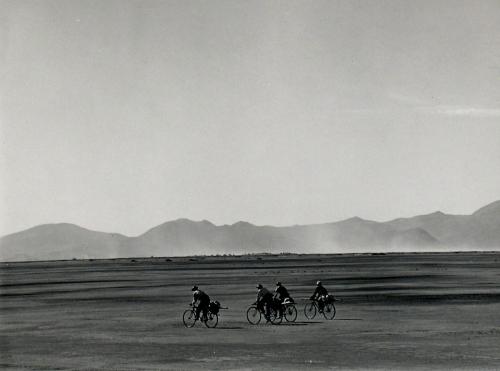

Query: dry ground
left=1, top=252, right=500, bottom=370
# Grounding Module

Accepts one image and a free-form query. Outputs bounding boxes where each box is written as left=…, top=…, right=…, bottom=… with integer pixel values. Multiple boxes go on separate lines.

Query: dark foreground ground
left=1, top=252, right=500, bottom=370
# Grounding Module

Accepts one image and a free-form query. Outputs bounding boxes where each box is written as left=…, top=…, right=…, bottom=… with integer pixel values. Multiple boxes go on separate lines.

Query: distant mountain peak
left=143, top=218, right=216, bottom=235
left=172, top=218, right=216, bottom=226
left=232, top=221, right=254, bottom=227
left=473, top=200, right=500, bottom=217
left=159, top=218, right=214, bottom=226
left=172, top=218, right=194, bottom=223
left=337, top=216, right=369, bottom=224
left=4, top=222, right=98, bottom=238
left=427, top=211, right=445, bottom=217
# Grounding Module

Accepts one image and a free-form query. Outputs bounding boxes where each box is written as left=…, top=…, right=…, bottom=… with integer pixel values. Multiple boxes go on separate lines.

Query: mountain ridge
left=1, top=200, right=499, bottom=261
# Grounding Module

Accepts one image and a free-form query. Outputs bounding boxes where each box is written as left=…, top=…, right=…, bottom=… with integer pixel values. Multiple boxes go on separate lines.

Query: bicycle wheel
left=323, top=302, right=336, bottom=320
left=304, top=302, right=317, bottom=319
left=284, top=304, right=298, bottom=322
left=183, top=309, right=197, bottom=328
left=270, top=307, right=282, bottom=325
left=205, top=313, right=219, bottom=328
left=246, top=306, right=261, bottom=325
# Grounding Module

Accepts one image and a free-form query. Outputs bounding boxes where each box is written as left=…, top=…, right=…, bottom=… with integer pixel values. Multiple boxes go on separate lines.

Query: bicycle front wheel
left=323, top=302, right=336, bottom=320
left=205, top=313, right=219, bottom=328
left=246, top=306, right=261, bottom=325
left=183, top=309, right=197, bottom=328
left=284, top=304, right=298, bottom=322
left=304, top=302, right=317, bottom=319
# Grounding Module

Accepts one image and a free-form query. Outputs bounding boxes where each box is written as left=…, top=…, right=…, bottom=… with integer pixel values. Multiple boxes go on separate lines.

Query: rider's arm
left=257, top=290, right=263, bottom=302
left=310, top=287, right=318, bottom=299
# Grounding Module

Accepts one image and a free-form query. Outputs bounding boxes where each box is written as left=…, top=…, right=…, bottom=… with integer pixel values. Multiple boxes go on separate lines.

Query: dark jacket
left=275, top=285, right=290, bottom=300
left=193, top=289, right=210, bottom=305
left=257, top=287, right=273, bottom=302
left=311, top=285, right=328, bottom=299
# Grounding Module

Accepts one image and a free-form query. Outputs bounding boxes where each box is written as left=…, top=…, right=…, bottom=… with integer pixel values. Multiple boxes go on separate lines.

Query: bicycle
left=246, top=302, right=280, bottom=325
left=182, top=303, right=220, bottom=328
left=303, top=297, right=336, bottom=320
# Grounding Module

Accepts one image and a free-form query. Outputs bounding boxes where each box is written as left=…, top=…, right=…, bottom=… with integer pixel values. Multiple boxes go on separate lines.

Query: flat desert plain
left=1, top=252, right=500, bottom=370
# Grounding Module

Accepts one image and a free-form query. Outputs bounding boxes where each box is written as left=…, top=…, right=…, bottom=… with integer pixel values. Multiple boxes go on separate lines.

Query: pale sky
left=1, top=0, right=500, bottom=236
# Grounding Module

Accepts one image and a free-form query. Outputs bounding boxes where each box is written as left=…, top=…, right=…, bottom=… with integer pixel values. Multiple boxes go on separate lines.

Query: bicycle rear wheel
left=284, top=304, right=298, bottom=322
left=183, top=309, right=197, bottom=328
left=304, top=302, right=317, bottom=319
left=246, top=306, right=261, bottom=325
left=205, top=313, right=219, bottom=328
left=323, top=302, right=336, bottom=320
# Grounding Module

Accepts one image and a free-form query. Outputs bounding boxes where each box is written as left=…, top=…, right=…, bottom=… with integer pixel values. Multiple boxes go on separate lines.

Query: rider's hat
left=256, top=284, right=263, bottom=289
left=191, top=285, right=198, bottom=291
left=276, top=281, right=281, bottom=286
left=316, top=280, right=322, bottom=286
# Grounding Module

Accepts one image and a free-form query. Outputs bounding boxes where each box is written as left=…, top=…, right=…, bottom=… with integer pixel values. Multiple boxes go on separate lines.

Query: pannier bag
left=327, top=294, right=336, bottom=303
left=209, top=301, right=220, bottom=314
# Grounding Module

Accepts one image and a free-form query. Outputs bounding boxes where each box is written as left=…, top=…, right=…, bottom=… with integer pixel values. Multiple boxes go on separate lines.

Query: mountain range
left=1, top=200, right=499, bottom=262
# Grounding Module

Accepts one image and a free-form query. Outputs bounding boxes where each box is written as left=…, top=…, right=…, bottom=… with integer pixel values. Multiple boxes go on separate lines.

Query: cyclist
left=274, top=281, right=292, bottom=301
left=310, top=280, right=328, bottom=312
left=191, top=285, right=210, bottom=321
left=274, top=281, right=293, bottom=316
left=256, top=284, right=273, bottom=321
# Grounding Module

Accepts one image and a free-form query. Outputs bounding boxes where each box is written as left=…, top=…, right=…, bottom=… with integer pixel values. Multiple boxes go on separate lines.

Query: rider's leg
left=265, top=299, right=271, bottom=320
left=195, top=305, right=202, bottom=320
left=202, top=305, right=208, bottom=321
left=318, top=297, right=325, bottom=312
left=281, top=296, right=290, bottom=316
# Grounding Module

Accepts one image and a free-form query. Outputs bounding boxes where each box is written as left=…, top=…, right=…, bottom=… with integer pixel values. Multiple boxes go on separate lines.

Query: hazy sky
left=2, top=0, right=500, bottom=236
